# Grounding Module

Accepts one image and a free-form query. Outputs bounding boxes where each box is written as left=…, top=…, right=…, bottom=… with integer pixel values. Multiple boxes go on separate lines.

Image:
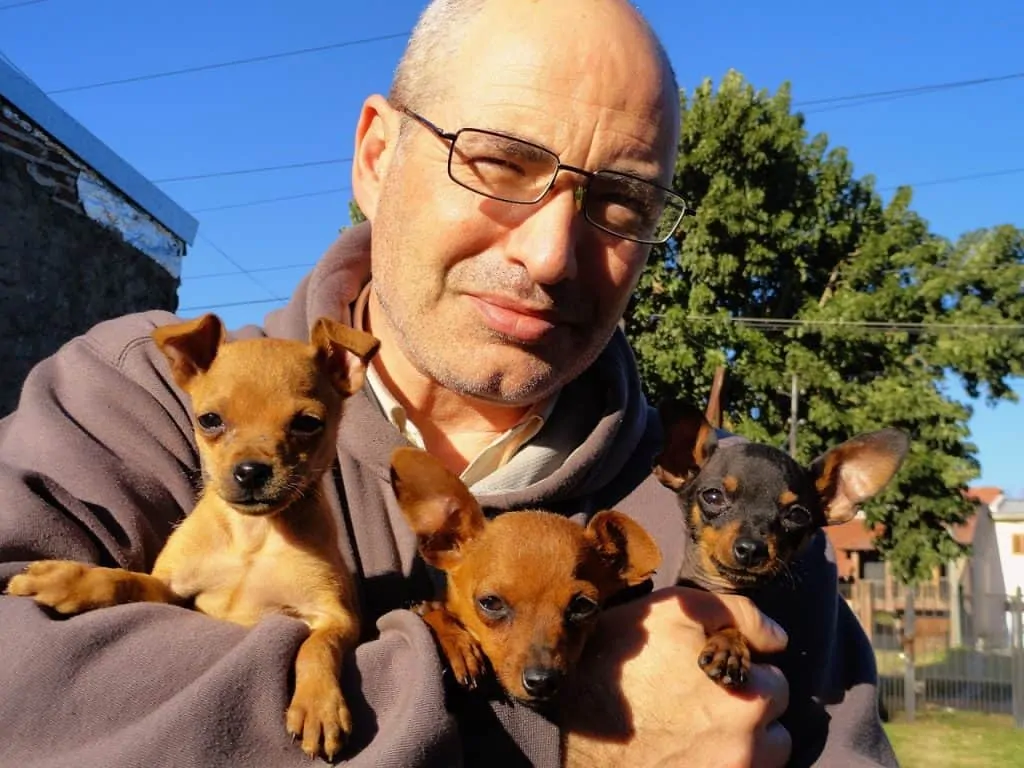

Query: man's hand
left=562, top=587, right=791, bottom=768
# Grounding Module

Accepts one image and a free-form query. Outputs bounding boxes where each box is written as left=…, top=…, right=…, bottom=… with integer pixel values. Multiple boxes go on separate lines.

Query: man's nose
left=505, top=185, right=582, bottom=285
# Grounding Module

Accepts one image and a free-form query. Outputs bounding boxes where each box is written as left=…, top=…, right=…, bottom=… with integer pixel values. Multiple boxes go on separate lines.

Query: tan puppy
left=6, top=313, right=379, bottom=760
left=389, top=447, right=662, bottom=706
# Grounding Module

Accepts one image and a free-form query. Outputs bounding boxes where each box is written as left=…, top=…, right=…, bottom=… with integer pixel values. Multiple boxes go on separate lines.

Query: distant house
left=991, top=497, right=1024, bottom=594
left=962, top=492, right=1024, bottom=648
left=827, top=487, right=1006, bottom=649
left=0, top=57, right=197, bottom=416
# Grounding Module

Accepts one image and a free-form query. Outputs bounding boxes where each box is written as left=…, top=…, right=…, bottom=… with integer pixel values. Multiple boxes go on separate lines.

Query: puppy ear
left=310, top=317, right=381, bottom=396
left=151, top=314, right=226, bottom=389
left=586, top=510, right=662, bottom=592
left=810, top=428, right=909, bottom=525
left=652, top=399, right=718, bottom=491
left=389, top=447, right=486, bottom=570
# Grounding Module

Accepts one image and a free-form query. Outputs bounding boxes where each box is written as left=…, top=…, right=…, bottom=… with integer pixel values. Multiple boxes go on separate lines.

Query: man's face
left=359, top=0, right=679, bottom=406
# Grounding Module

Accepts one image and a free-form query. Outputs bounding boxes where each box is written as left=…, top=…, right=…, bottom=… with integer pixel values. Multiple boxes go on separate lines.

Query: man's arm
left=758, top=534, right=898, bottom=768
left=0, top=314, right=464, bottom=768
left=810, top=599, right=899, bottom=767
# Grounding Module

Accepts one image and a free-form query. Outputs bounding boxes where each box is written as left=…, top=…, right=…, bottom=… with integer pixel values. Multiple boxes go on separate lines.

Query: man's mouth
left=465, top=294, right=563, bottom=343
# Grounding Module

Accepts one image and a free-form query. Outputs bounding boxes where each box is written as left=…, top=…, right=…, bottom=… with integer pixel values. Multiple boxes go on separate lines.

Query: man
left=0, top=1, right=895, bottom=766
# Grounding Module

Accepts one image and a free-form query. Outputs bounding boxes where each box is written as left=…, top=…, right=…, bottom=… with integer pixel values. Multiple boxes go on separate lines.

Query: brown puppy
left=6, top=313, right=379, bottom=760
left=388, top=446, right=662, bottom=707
left=653, top=401, right=908, bottom=688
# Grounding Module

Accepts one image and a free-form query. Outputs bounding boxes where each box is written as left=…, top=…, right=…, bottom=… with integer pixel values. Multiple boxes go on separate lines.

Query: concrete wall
left=0, top=98, right=181, bottom=416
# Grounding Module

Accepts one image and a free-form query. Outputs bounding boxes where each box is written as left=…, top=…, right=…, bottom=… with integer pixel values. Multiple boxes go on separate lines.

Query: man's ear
left=151, top=314, right=225, bottom=390
left=389, top=447, right=486, bottom=571
left=351, top=94, right=403, bottom=222
left=310, top=317, right=380, bottom=396
left=586, top=510, right=662, bottom=592
left=652, top=399, right=718, bottom=491
left=810, top=428, right=910, bottom=525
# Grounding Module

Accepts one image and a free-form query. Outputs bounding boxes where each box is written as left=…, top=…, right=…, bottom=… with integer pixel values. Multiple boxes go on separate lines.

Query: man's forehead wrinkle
left=468, top=80, right=667, bottom=129
left=465, top=92, right=669, bottom=171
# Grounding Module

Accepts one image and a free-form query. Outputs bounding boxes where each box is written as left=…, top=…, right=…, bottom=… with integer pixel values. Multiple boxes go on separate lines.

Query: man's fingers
left=746, top=662, right=789, bottom=722
left=717, top=594, right=788, bottom=653
left=754, top=720, right=792, bottom=768
left=668, top=588, right=789, bottom=653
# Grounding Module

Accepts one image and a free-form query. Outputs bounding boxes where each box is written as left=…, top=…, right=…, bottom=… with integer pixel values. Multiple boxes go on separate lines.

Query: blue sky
left=2, top=0, right=1021, bottom=492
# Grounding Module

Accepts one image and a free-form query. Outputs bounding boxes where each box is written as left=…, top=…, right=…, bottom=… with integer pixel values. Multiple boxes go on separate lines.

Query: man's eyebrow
left=472, top=122, right=669, bottom=182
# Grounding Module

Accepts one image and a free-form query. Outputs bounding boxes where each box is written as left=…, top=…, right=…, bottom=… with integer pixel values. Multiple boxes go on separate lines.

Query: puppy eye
left=700, top=488, right=727, bottom=508
left=196, top=412, right=224, bottom=433
left=476, top=595, right=509, bottom=620
left=784, top=504, right=812, bottom=528
left=290, top=414, right=325, bottom=435
left=566, top=595, right=599, bottom=623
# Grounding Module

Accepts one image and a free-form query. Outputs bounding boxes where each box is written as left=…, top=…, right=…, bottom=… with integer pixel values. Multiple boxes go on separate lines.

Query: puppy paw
left=436, top=626, right=487, bottom=689
left=417, top=605, right=487, bottom=689
left=5, top=560, right=121, bottom=614
left=698, top=627, right=751, bottom=687
left=286, top=678, right=352, bottom=761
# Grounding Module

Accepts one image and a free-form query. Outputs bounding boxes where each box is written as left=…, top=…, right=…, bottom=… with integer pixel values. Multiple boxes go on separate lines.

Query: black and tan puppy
left=653, top=400, right=908, bottom=687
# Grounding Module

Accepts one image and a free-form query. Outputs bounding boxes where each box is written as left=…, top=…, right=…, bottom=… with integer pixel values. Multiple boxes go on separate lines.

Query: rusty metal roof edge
left=0, top=57, right=199, bottom=245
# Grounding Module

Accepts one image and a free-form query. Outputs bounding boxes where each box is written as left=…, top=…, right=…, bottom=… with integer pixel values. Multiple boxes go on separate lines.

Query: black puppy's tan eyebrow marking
left=778, top=490, right=798, bottom=506
left=722, top=476, right=739, bottom=493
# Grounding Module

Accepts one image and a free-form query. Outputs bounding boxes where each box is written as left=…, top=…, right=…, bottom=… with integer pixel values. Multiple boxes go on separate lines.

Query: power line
left=878, top=167, right=1024, bottom=191
left=0, top=48, right=31, bottom=81
left=6, top=62, right=971, bottom=184
left=153, top=158, right=351, bottom=184
left=0, top=46, right=44, bottom=91
left=179, top=297, right=288, bottom=313
left=794, top=71, right=1024, bottom=108
left=0, top=0, right=47, bottom=11
left=188, top=186, right=351, bottom=213
left=45, top=31, right=411, bottom=95
left=174, top=292, right=1024, bottom=336
left=707, top=317, right=1024, bottom=334
left=183, top=262, right=317, bottom=281
left=156, top=70, right=1024, bottom=186
left=182, top=160, right=1023, bottom=216
left=638, top=315, right=1024, bottom=337
left=197, top=233, right=281, bottom=301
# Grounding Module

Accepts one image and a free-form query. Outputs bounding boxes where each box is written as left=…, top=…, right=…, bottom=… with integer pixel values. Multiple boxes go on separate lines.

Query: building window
left=1013, top=533, right=1024, bottom=555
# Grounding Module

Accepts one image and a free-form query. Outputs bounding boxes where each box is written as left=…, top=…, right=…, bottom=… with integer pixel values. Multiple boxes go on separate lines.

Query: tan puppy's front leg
left=415, top=603, right=487, bottom=690
left=285, top=616, right=359, bottom=760
left=6, top=560, right=181, bottom=614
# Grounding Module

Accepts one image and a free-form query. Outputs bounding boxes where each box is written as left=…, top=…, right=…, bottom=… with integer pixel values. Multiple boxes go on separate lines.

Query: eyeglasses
left=399, top=107, right=695, bottom=245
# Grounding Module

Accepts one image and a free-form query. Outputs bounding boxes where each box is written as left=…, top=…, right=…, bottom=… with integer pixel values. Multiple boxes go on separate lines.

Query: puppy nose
left=232, top=461, right=273, bottom=490
left=732, top=537, right=768, bottom=568
left=521, top=666, right=563, bottom=699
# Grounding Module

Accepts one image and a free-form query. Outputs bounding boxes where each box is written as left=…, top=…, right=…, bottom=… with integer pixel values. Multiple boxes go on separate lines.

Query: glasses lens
left=584, top=171, right=686, bottom=244
left=448, top=129, right=559, bottom=203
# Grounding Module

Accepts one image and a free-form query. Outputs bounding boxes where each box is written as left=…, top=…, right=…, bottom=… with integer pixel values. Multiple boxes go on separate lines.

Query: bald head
left=390, top=0, right=678, bottom=123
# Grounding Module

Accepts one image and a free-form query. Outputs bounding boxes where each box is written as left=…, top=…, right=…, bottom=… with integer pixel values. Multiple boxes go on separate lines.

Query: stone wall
left=0, top=99, right=180, bottom=416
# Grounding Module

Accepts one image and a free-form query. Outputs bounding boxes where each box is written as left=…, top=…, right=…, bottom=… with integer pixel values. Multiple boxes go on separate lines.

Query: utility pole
left=789, top=372, right=799, bottom=457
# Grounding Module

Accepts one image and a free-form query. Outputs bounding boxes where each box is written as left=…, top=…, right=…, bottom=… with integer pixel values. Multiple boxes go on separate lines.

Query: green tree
left=625, top=70, right=1024, bottom=583
left=348, top=200, right=367, bottom=226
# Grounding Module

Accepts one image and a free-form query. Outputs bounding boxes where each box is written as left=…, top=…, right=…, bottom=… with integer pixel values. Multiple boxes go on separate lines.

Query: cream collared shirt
left=352, top=283, right=557, bottom=488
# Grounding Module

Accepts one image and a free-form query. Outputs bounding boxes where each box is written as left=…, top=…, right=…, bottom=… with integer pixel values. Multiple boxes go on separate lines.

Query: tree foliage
left=625, top=70, right=1024, bottom=583
left=348, top=200, right=367, bottom=226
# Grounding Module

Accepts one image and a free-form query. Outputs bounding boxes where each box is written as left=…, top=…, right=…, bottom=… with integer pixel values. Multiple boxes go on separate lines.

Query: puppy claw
left=443, top=633, right=486, bottom=690
left=286, top=681, right=352, bottom=761
left=698, top=627, right=751, bottom=689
